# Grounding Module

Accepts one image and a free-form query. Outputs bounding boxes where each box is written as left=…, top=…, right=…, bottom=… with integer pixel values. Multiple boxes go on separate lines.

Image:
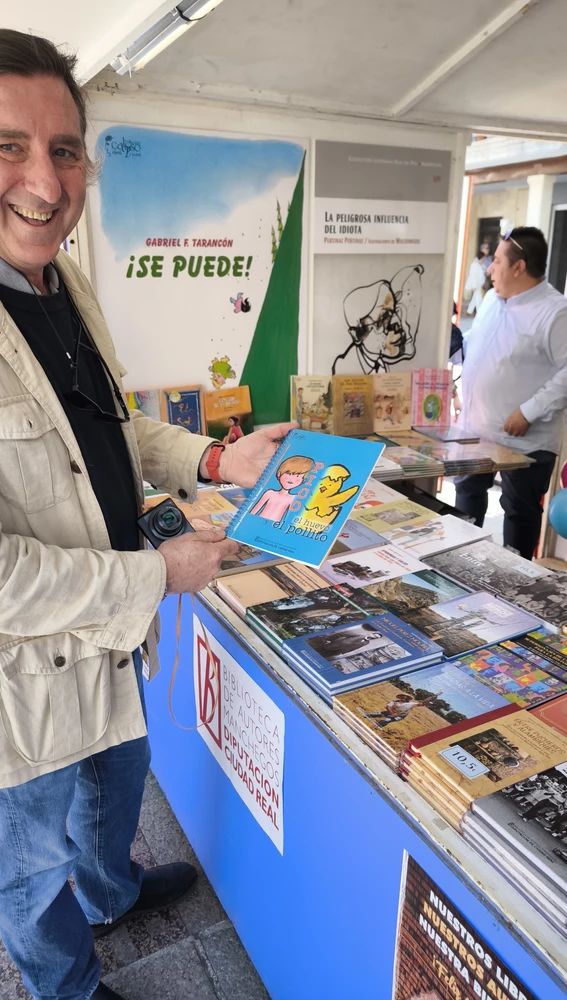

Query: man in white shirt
left=456, top=227, right=567, bottom=559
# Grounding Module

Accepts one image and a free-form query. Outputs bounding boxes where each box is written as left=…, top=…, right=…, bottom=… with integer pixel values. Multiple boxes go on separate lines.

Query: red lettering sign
left=196, top=635, right=222, bottom=748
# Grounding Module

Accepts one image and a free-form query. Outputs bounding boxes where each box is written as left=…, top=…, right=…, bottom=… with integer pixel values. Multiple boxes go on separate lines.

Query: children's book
left=204, top=386, right=253, bottom=443
left=290, top=376, right=333, bottom=433
left=320, top=544, right=425, bottom=589
left=161, top=385, right=205, bottom=434
left=332, top=375, right=374, bottom=437
left=329, top=519, right=386, bottom=555
left=225, top=429, right=384, bottom=567
left=373, top=371, right=412, bottom=433
left=411, top=368, right=452, bottom=427
left=352, top=480, right=405, bottom=511
left=127, top=389, right=162, bottom=423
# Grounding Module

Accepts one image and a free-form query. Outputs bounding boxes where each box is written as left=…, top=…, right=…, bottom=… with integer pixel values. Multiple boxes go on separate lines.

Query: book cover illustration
left=380, top=513, right=491, bottom=558
left=127, top=388, right=162, bottom=423
left=320, top=544, right=425, bottom=589
left=451, top=645, right=567, bottom=707
left=161, top=384, right=205, bottom=434
left=352, top=480, right=403, bottom=511
left=247, top=584, right=383, bottom=643
left=336, top=661, right=510, bottom=754
left=353, top=498, right=434, bottom=534
left=410, top=368, right=453, bottom=427
left=226, top=429, right=384, bottom=567
left=501, top=630, right=567, bottom=680
left=332, top=375, right=374, bottom=437
left=360, top=568, right=470, bottom=616
left=402, top=592, right=543, bottom=659
left=204, top=385, right=253, bottom=443
left=372, top=371, right=412, bottom=433
left=290, top=375, right=333, bottom=433
left=472, top=763, right=567, bottom=893
left=392, top=855, right=538, bottom=1000
left=329, top=519, right=386, bottom=555
left=284, top=614, right=442, bottom=690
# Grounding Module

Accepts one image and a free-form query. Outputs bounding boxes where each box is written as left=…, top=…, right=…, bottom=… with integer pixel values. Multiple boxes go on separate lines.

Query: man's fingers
left=191, top=527, right=226, bottom=543
left=264, top=421, right=298, bottom=440
left=216, top=538, right=240, bottom=559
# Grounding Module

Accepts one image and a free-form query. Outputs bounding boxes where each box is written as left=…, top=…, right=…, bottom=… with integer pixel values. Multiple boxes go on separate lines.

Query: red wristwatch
left=205, top=442, right=225, bottom=484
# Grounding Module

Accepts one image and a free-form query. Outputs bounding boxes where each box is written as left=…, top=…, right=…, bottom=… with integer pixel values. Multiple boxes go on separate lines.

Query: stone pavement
left=0, top=772, right=270, bottom=1000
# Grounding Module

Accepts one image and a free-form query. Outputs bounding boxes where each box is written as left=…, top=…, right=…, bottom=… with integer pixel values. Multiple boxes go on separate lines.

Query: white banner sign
left=193, top=615, right=285, bottom=853
left=314, top=198, right=448, bottom=254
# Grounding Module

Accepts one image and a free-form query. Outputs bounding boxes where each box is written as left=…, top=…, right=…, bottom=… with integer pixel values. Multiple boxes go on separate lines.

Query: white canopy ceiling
left=5, top=0, right=567, bottom=137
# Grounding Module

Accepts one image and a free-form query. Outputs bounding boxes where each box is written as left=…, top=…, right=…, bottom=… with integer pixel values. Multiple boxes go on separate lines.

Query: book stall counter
left=147, top=590, right=567, bottom=1000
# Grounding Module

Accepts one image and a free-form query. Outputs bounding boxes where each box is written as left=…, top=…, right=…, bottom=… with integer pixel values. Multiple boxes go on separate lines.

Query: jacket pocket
left=0, top=634, right=112, bottom=765
left=0, top=395, right=73, bottom=513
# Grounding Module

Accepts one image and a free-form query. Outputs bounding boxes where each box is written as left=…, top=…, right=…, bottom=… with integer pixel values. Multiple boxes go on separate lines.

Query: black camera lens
left=153, top=505, right=184, bottom=538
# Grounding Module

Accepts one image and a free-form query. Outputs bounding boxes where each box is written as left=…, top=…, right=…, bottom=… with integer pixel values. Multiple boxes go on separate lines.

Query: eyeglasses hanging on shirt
left=27, top=272, right=130, bottom=423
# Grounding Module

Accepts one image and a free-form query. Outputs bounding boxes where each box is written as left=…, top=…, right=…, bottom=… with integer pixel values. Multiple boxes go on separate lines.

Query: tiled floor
left=0, top=772, right=270, bottom=1000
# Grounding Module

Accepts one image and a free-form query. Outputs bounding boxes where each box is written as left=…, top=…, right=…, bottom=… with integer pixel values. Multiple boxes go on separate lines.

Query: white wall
left=82, top=88, right=468, bottom=384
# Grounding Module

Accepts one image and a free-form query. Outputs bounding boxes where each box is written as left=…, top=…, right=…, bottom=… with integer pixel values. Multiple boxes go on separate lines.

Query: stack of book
left=375, top=446, right=445, bottom=480
left=401, top=697, right=567, bottom=830
left=414, top=442, right=494, bottom=476
left=281, top=613, right=444, bottom=703
left=427, top=539, right=567, bottom=632
left=371, top=453, right=403, bottom=481
left=334, top=642, right=567, bottom=771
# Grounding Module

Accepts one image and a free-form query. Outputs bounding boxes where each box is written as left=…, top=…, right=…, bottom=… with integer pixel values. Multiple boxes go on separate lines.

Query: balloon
left=548, top=489, right=567, bottom=538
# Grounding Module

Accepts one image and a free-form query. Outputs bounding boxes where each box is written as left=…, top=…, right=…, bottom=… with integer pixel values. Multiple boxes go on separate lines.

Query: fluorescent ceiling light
left=111, top=0, right=225, bottom=76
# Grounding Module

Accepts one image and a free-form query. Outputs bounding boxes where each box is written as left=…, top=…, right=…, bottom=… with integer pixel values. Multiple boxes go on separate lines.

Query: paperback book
left=372, top=371, right=412, bottom=433
left=161, top=384, right=205, bottom=434
left=332, top=375, right=374, bottom=437
left=282, top=614, right=443, bottom=702
left=215, top=563, right=328, bottom=617
left=225, top=429, right=384, bottom=567
left=320, top=544, right=425, bottom=589
left=410, top=368, right=452, bottom=427
left=426, top=539, right=552, bottom=595
left=352, top=498, right=434, bottom=535
left=204, top=386, right=253, bottom=442
left=329, top=519, right=386, bottom=555
left=290, top=375, right=333, bottom=433
left=379, top=512, right=491, bottom=558
left=401, top=591, right=543, bottom=658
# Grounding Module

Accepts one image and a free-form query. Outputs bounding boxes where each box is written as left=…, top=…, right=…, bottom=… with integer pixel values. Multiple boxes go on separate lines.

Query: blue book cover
left=226, top=429, right=384, bottom=567
left=282, top=614, right=443, bottom=692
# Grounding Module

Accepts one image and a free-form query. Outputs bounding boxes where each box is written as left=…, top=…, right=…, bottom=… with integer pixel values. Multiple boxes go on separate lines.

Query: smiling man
left=0, top=29, right=295, bottom=1000
left=456, top=226, right=567, bottom=560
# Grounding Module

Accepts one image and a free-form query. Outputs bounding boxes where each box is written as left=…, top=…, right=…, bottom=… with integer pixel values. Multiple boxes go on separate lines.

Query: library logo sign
left=193, top=615, right=285, bottom=853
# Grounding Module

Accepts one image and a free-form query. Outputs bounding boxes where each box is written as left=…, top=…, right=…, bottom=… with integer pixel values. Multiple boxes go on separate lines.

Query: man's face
left=487, top=240, right=521, bottom=299
left=0, top=74, right=87, bottom=277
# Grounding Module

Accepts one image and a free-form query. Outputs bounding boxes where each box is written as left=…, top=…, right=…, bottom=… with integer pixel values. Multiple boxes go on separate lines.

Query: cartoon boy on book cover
left=249, top=456, right=315, bottom=522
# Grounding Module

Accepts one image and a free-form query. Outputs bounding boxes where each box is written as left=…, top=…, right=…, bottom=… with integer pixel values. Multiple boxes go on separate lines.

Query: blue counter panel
left=146, top=594, right=567, bottom=1000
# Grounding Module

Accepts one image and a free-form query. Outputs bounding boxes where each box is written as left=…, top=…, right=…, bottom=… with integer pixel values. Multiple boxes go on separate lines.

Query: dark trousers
left=454, top=450, right=556, bottom=560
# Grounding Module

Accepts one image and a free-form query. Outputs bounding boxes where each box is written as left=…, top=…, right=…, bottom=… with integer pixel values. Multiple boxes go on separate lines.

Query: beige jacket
left=0, top=250, right=214, bottom=788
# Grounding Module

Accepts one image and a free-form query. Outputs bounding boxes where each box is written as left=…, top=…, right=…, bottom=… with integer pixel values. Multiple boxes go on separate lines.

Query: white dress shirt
left=460, top=282, right=567, bottom=455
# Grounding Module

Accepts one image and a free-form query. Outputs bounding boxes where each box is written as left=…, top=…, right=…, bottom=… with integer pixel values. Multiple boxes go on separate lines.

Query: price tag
left=439, top=744, right=489, bottom=779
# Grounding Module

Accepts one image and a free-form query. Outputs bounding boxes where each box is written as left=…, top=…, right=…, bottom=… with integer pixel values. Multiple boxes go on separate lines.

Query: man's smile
left=9, top=204, right=56, bottom=225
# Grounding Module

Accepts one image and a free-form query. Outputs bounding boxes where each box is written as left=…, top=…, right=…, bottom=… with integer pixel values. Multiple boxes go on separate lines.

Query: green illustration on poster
left=89, top=126, right=307, bottom=424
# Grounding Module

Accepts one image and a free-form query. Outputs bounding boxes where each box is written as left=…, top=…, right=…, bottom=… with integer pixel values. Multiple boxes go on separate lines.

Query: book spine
left=226, top=436, right=292, bottom=538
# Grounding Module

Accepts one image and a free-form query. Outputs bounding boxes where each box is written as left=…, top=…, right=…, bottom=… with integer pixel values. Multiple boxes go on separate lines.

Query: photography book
left=290, top=375, right=333, bottom=433
left=204, top=385, right=253, bottom=442
left=360, top=567, right=470, bottom=616
left=320, top=544, right=425, bottom=589
left=246, top=584, right=383, bottom=647
left=161, top=384, right=205, bottom=434
left=379, top=513, right=491, bottom=559
left=215, top=563, right=328, bottom=617
left=410, top=368, right=452, bottom=428
left=352, top=498, right=435, bottom=535
left=400, top=591, right=543, bottom=659
left=225, top=429, right=384, bottom=567
left=282, top=614, right=443, bottom=702
left=415, top=424, right=480, bottom=443
left=372, top=371, right=412, bottom=434
left=331, top=375, right=374, bottom=437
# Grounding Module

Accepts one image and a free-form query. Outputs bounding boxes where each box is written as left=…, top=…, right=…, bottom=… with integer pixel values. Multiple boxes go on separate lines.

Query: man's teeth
left=11, top=206, right=54, bottom=221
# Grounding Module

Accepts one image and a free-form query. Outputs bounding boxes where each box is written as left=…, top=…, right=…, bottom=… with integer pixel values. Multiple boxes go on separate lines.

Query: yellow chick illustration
left=304, top=464, right=359, bottom=527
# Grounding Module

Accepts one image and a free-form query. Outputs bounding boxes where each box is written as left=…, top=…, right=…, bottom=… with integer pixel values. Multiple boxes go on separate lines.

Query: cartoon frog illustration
left=209, top=355, right=236, bottom=389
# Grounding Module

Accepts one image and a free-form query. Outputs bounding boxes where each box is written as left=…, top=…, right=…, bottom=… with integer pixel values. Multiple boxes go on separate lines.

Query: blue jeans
left=0, top=649, right=151, bottom=1000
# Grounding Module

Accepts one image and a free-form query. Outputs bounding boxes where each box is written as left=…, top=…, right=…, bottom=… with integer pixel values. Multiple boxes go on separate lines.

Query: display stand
left=146, top=591, right=567, bottom=1000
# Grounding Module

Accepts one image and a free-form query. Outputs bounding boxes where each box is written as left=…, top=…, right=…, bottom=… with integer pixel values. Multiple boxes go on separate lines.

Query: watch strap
left=205, top=442, right=225, bottom=484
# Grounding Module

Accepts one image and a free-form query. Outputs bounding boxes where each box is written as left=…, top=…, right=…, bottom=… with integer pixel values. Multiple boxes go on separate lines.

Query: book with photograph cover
left=320, top=544, right=425, bottom=589
left=470, top=761, right=567, bottom=895
left=127, top=389, right=162, bottom=423
left=283, top=614, right=443, bottom=697
left=161, top=384, right=205, bottom=433
left=352, top=498, right=434, bottom=535
left=215, top=563, right=328, bottom=617
left=392, top=854, right=538, bottom=1000
left=204, top=385, right=253, bottom=443
left=372, top=371, right=412, bottom=433
left=329, top=519, right=386, bottom=556
left=246, top=584, right=383, bottom=645
left=379, top=513, right=491, bottom=558
left=401, top=591, right=543, bottom=659
left=426, top=539, right=552, bottom=598
left=360, top=568, right=470, bottom=616
left=411, top=368, right=453, bottom=427
left=332, top=374, right=374, bottom=437
left=226, top=429, right=383, bottom=567
left=290, top=375, right=333, bottom=433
